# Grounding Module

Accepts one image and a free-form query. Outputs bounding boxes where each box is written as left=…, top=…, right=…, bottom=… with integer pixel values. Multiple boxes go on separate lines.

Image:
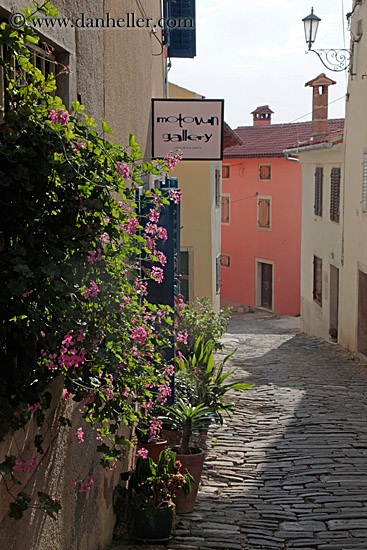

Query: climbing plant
left=0, top=1, right=180, bottom=519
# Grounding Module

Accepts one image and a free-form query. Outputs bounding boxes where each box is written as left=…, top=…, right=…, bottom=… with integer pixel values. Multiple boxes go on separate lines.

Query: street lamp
left=302, top=7, right=351, bottom=72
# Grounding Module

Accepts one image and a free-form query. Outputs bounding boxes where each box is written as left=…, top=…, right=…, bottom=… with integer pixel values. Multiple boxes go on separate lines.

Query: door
left=329, top=265, right=339, bottom=339
left=358, top=270, right=367, bottom=355
left=261, top=262, right=273, bottom=310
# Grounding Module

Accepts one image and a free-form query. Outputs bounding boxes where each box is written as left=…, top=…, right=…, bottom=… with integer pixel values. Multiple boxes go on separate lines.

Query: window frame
left=314, top=166, right=323, bottom=217
left=330, top=167, right=341, bottom=223
left=215, top=167, right=221, bottom=208
left=222, top=165, right=230, bottom=179
left=220, top=253, right=231, bottom=268
left=313, top=255, right=323, bottom=306
left=221, top=194, right=230, bottom=224
left=258, top=163, right=272, bottom=182
left=257, top=196, right=271, bottom=230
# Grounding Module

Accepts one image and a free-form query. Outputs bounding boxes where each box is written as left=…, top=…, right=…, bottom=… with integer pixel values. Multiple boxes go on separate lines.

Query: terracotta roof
left=224, top=119, right=345, bottom=158
left=223, top=122, right=243, bottom=148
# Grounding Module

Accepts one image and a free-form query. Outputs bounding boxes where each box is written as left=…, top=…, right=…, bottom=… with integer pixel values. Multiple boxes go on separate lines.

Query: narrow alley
left=111, top=312, right=367, bottom=550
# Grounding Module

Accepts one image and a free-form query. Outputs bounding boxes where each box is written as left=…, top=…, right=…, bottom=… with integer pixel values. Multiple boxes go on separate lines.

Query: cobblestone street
left=110, top=313, right=367, bottom=550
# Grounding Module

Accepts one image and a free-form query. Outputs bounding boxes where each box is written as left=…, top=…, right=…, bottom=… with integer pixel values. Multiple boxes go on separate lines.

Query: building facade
left=221, top=106, right=342, bottom=316
left=284, top=74, right=344, bottom=342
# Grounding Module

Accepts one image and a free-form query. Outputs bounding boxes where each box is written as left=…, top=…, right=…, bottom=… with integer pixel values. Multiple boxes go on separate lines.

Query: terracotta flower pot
left=174, top=449, right=205, bottom=514
left=136, top=439, right=167, bottom=463
left=161, top=428, right=181, bottom=448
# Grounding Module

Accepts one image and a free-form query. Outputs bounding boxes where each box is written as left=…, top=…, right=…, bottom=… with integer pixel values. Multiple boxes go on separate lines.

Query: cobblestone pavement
left=109, top=313, right=367, bottom=550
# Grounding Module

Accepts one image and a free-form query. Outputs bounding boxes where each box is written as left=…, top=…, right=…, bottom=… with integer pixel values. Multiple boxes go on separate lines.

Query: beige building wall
left=339, top=0, right=367, bottom=355
left=0, top=1, right=165, bottom=548
left=168, top=83, right=221, bottom=311
left=296, top=146, right=344, bottom=341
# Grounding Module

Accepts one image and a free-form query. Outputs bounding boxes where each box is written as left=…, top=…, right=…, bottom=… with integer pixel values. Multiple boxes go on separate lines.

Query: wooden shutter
left=215, top=168, right=221, bottom=207
left=259, top=165, right=271, bottom=180
left=330, top=167, right=341, bottom=222
left=163, top=0, right=196, bottom=59
left=313, top=256, right=323, bottom=305
left=258, top=199, right=270, bottom=228
left=222, top=165, right=230, bottom=179
left=314, top=167, right=323, bottom=216
left=362, top=154, right=367, bottom=212
left=221, top=196, right=230, bottom=223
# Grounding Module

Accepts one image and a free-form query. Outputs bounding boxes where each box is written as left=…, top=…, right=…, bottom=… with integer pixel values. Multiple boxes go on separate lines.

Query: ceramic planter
left=161, top=428, right=181, bottom=448
left=136, top=439, right=167, bottom=463
left=174, top=449, right=205, bottom=514
left=132, top=505, right=174, bottom=541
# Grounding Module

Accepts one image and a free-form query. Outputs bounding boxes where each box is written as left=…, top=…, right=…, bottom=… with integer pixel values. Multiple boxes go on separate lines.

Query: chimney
left=305, top=73, right=336, bottom=137
left=251, top=105, right=273, bottom=127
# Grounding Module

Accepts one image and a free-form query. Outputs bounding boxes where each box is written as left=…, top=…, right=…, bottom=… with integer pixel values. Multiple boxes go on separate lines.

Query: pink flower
left=149, top=208, right=160, bottom=223
left=156, top=251, right=167, bottom=266
left=137, top=448, right=149, bottom=459
left=151, top=266, right=164, bottom=284
left=131, top=326, right=148, bottom=345
left=48, top=108, right=70, bottom=125
left=116, top=161, right=130, bottom=181
left=83, top=280, right=99, bottom=298
left=77, top=329, right=84, bottom=342
left=76, top=427, right=84, bottom=444
left=157, top=227, right=168, bottom=241
left=22, top=290, right=33, bottom=298
left=169, top=189, right=182, bottom=204
left=122, top=217, right=139, bottom=235
left=177, top=330, right=188, bottom=345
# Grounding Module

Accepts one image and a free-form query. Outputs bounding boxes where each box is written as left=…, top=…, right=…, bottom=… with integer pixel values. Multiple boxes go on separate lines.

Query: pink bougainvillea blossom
left=148, top=208, right=160, bottom=223
left=122, top=216, right=139, bottom=235
left=13, top=454, right=38, bottom=473
left=157, top=384, right=172, bottom=404
left=137, top=448, right=149, bottom=459
left=116, top=161, right=130, bottom=181
left=48, top=108, right=70, bottom=125
left=169, top=189, right=182, bottom=204
left=22, top=290, right=33, bottom=298
left=164, top=151, right=182, bottom=172
left=177, top=330, right=188, bottom=345
left=156, top=251, right=167, bottom=266
left=87, top=249, right=103, bottom=264
left=151, top=266, right=164, bottom=284
left=83, top=280, right=100, bottom=298
left=145, top=222, right=158, bottom=235
left=157, top=227, right=168, bottom=241
left=62, top=389, right=72, bottom=401
left=131, top=326, right=148, bottom=345
left=76, top=427, right=84, bottom=444
left=148, top=418, right=162, bottom=443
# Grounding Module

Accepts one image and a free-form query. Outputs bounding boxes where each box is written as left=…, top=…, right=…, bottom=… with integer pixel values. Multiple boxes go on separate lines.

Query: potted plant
left=178, top=336, right=253, bottom=426
left=163, top=400, right=216, bottom=513
left=113, top=448, right=193, bottom=542
left=135, top=415, right=167, bottom=464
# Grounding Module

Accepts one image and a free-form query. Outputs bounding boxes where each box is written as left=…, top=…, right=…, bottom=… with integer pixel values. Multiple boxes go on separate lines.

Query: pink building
left=221, top=105, right=343, bottom=316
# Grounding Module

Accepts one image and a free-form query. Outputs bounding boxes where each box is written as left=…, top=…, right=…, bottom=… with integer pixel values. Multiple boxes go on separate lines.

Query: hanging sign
left=152, top=99, right=224, bottom=161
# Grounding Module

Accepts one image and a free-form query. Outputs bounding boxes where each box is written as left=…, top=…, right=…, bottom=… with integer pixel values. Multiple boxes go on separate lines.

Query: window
left=220, top=253, right=230, bottom=268
left=259, top=164, right=271, bottom=181
left=215, top=168, right=221, bottom=207
left=330, top=167, right=341, bottom=222
left=180, top=250, right=190, bottom=302
left=313, top=255, right=323, bottom=305
left=314, top=167, right=323, bottom=216
left=258, top=197, right=271, bottom=229
left=362, top=153, right=367, bottom=213
left=216, top=254, right=221, bottom=294
left=221, top=195, right=230, bottom=224
left=222, top=165, right=230, bottom=179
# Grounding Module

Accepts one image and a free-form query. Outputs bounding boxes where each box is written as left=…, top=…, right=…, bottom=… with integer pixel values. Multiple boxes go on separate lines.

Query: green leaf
left=101, top=119, right=114, bottom=134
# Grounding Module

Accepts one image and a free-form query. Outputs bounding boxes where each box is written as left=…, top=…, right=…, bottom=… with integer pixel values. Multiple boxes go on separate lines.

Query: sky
left=168, top=0, right=353, bottom=129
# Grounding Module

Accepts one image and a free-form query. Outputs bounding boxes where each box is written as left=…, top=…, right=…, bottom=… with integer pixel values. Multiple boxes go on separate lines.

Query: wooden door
left=261, top=263, right=273, bottom=310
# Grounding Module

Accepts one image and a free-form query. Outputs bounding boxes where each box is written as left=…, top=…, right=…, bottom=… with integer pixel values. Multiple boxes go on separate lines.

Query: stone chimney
left=251, top=105, right=273, bottom=127
left=305, top=73, right=336, bottom=137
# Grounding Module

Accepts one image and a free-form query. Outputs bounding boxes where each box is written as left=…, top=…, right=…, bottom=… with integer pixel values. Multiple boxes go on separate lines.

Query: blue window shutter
left=163, top=0, right=196, bottom=58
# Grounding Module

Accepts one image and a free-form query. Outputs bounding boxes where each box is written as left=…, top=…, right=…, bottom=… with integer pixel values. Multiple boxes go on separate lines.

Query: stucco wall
left=0, top=1, right=165, bottom=547
left=169, top=83, right=221, bottom=311
left=221, top=156, right=302, bottom=316
left=0, top=378, right=130, bottom=550
left=297, top=147, right=344, bottom=341
left=339, top=0, right=367, bottom=353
